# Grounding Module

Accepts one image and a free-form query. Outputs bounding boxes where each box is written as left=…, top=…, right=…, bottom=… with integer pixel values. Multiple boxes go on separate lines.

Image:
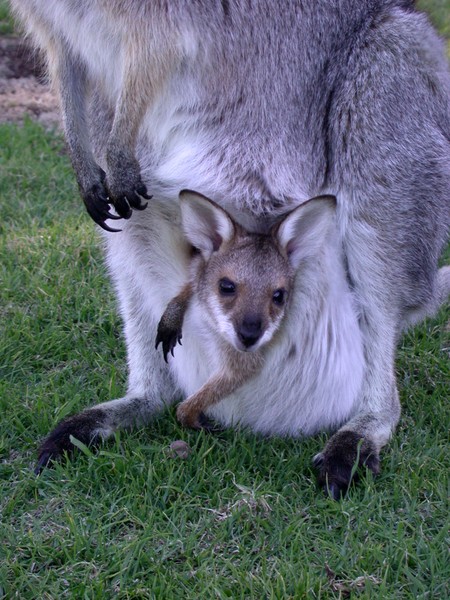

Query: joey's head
left=179, top=190, right=336, bottom=352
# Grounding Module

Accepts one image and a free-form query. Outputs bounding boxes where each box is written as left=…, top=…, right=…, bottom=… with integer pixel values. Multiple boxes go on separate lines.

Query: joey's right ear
left=179, top=190, right=235, bottom=257
left=275, top=195, right=337, bottom=269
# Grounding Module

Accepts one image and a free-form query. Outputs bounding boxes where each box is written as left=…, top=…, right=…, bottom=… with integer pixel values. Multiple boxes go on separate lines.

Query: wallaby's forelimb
left=155, top=283, right=192, bottom=362
left=103, top=35, right=179, bottom=221
left=55, top=43, right=122, bottom=232
left=176, top=352, right=263, bottom=430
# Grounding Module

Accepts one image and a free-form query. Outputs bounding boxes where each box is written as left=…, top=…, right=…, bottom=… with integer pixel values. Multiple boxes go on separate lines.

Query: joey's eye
left=219, top=278, right=236, bottom=296
left=272, top=289, right=286, bottom=306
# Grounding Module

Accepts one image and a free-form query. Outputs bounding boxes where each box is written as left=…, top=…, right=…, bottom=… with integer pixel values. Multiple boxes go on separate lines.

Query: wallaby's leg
left=36, top=280, right=179, bottom=472
left=156, top=284, right=192, bottom=362
left=313, top=13, right=450, bottom=498
left=54, top=43, right=121, bottom=232
left=177, top=354, right=262, bottom=430
left=313, top=222, right=402, bottom=499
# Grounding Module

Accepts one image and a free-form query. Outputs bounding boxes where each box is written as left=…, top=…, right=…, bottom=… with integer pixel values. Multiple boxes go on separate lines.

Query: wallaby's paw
left=155, top=321, right=182, bottom=363
left=107, top=175, right=151, bottom=221
left=197, top=412, right=223, bottom=432
left=313, top=431, right=380, bottom=500
left=104, top=147, right=151, bottom=220
left=82, top=180, right=123, bottom=232
left=34, top=408, right=107, bottom=474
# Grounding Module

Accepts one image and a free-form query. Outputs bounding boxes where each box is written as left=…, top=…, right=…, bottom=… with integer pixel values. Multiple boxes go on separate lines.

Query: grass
left=1, top=3, right=449, bottom=598
left=0, top=0, right=14, bottom=35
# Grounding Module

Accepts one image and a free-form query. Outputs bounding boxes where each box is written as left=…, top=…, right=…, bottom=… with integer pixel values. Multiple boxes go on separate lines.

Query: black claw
left=81, top=169, right=152, bottom=228
left=83, top=182, right=124, bottom=232
left=127, top=190, right=148, bottom=211
left=97, top=220, right=123, bottom=233
left=155, top=326, right=183, bottom=363
left=135, top=182, right=152, bottom=200
left=34, top=451, right=52, bottom=475
left=104, top=210, right=123, bottom=221
left=112, top=196, right=132, bottom=219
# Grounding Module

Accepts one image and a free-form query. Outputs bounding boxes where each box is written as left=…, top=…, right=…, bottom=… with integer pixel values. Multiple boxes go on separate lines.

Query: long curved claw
left=127, top=191, right=148, bottom=212
left=111, top=195, right=132, bottom=220
left=34, top=451, right=53, bottom=475
left=82, top=171, right=152, bottom=229
left=135, top=182, right=152, bottom=200
left=83, top=183, right=123, bottom=232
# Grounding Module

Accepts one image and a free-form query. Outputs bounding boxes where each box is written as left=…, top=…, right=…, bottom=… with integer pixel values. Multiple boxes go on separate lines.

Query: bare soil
left=0, top=36, right=60, bottom=128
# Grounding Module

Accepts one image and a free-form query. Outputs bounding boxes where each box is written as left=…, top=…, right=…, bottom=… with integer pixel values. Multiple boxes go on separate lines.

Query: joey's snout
left=237, top=316, right=263, bottom=349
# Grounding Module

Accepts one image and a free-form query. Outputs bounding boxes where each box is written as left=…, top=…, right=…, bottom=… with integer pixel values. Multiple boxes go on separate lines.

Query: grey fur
left=11, top=1, right=450, bottom=496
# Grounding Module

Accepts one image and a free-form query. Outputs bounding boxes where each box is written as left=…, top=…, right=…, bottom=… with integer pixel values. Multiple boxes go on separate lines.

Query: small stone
left=168, top=440, right=191, bottom=459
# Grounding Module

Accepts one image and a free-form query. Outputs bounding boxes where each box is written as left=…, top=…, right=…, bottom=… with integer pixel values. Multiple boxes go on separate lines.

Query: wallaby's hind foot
left=313, top=431, right=381, bottom=500
left=34, top=408, right=109, bottom=474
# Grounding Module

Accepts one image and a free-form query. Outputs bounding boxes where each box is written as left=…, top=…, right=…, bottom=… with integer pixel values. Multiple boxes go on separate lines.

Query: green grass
left=1, top=3, right=450, bottom=597
left=418, top=0, right=450, bottom=41
left=0, top=0, right=14, bottom=35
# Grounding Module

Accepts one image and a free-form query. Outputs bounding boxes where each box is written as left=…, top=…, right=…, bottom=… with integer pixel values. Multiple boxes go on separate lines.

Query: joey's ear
left=275, top=195, right=337, bottom=269
left=179, top=190, right=235, bottom=257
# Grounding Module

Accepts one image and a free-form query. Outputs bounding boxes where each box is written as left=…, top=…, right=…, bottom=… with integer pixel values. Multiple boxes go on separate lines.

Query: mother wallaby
left=11, top=0, right=450, bottom=498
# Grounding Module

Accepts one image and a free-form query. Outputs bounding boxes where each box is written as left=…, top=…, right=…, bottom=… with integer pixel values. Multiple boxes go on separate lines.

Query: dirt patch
left=0, top=36, right=61, bottom=128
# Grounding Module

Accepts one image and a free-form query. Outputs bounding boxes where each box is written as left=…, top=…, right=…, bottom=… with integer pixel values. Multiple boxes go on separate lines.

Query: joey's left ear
left=275, top=195, right=337, bottom=269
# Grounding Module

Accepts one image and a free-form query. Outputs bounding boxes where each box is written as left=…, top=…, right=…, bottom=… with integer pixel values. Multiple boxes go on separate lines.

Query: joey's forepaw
left=198, top=412, right=223, bottom=432
left=313, top=431, right=380, bottom=500
left=155, top=321, right=182, bottom=363
left=176, top=404, right=221, bottom=432
left=34, top=409, right=107, bottom=474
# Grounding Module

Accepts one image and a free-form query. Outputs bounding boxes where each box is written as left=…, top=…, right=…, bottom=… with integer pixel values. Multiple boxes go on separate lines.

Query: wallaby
left=155, top=191, right=338, bottom=430
left=14, top=1, right=450, bottom=499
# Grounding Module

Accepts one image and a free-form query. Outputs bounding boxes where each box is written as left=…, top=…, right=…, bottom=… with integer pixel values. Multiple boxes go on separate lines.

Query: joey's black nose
left=237, top=318, right=262, bottom=348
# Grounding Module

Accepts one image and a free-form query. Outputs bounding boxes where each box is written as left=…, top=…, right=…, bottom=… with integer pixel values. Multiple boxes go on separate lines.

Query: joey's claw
left=155, top=324, right=183, bottom=363
left=197, top=412, right=222, bottom=432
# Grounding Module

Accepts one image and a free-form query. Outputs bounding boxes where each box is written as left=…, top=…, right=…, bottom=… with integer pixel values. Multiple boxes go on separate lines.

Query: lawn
left=0, top=2, right=449, bottom=598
